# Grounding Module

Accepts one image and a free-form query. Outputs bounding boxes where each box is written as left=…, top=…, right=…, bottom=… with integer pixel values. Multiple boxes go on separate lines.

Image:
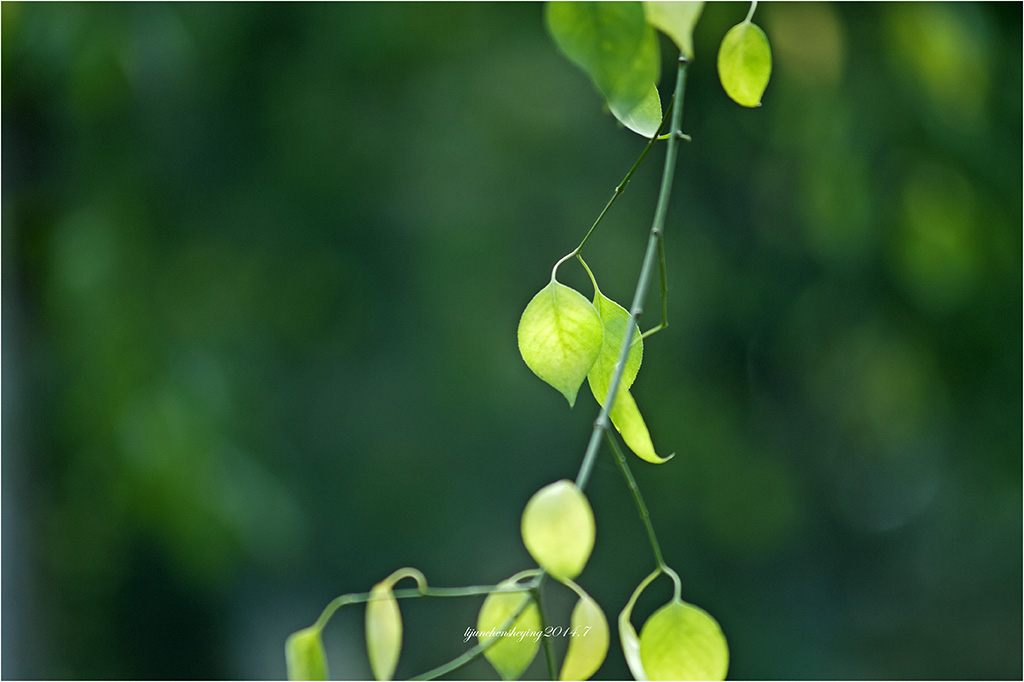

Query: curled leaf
left=607, top=386, right=671, bottom=464
left=618, top=569, right=661, bottom=681
left=366, top=582, right=402, bottom=681
left=521, top=480, right=595, bottom=581
left=643, top=1, right=705, bottom=59
left=559, top=580, right=609, bottom=681
left=639, top=600, right=729, bottom=681
left=519, top=279, right=604, bottom=407
left=717, top=21, right=772, bottom=107
left=478, top=581, right=542, bottom=680
left=285, top=627, right=328, bottom=681
left=364, top=567, right=426, bottom=681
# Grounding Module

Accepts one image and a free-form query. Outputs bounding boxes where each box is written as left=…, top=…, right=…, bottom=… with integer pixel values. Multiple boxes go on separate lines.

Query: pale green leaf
left=618, top=569, right=661, bottom=681
left=285, top=627, right=328, bottom=681
left=588, top=292, right=643, bottom=393
left=639, top=600, right=729, bottom=681
left=643, top=1, right=705, bottom=58
left=717, top=21, right=772, bottom=107
left=478, top=583, right=542, bottom=680
left=546, top=1, right=662, bottom=136
left=521, top=480, right=595, bottom=581
left=366, top=582, right=402, bottom=681
left=559, top=580, right=609, bottom=681
left=518, top=280, right=604, bottom=407
left=608, top=386, right=671, bottom=464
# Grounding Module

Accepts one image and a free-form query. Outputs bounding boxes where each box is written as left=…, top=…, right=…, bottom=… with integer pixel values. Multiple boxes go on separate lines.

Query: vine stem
left=605, top=432, right=682, bottom=601
left=410, top=585, right=538, bottom=681
left=531, top=577, right=559, bottom=679
left=575, top=55, right=690, bottom=492
left=332, top=54, right=690, bottom=682
left=310, top=581, right=534, bottom=633
left=571, top=97, right=673, bottom=256
left=299, top=53, right=693, bottom=682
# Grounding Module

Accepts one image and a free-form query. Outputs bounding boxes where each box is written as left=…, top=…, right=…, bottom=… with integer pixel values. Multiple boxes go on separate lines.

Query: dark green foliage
left=2, top=2, right=1021, bottom=679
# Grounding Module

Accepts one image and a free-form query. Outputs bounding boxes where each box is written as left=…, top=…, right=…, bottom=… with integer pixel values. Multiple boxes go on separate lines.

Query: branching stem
left=552, top=97, right=678, bottom=286
left=575, top=55, right=690, bottom=492
left=410, top=587, right=538, bottom=681
left=310, top=580, right=534, bottom=633
left=571, top=98, right=675, bottom=257
left=302, top=52, right=693, bottom=682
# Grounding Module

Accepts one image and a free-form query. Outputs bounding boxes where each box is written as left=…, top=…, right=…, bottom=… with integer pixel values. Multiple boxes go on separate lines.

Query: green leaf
left=362, top=568, right=426, bottom=681
left=546, top=1, right=662, bottom=136
left=608, top=386, right=671, bottom=464
left=285, top=627, right=328, bottom=681
left=717, top=21, right=772, bottom=107
left=518, top=279, right=604, bottom=407
left=478, top=582, right=542, bottom=680
left=643, top=1, right=705, bottom=58
left=639, top=600, right=729, bottom=681
left=366, top=582, right=402, bottom=681
left=559, top=580, right=609, bottom=681
left=618, top=569, right=661, bottom=681
left=608, top=82, right=662, bottom=138
left=521, top=480, right=595, bottom=581
left=587, top=294, right=670, bottom=464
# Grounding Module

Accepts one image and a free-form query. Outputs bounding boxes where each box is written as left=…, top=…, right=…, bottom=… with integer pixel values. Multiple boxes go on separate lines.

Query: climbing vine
left=285, top=2, right=771, bottom=680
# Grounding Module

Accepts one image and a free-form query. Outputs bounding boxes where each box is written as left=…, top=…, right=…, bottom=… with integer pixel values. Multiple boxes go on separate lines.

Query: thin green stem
left=576, top=254, right=599, bottom=295
left=310, top=582, right=532, bottom=633
left=745, top=0, right=758, bottom=23
left=572, top=98, right=674, bottom=256
left=550, top=250, right=576, bottom=281
left=575, top=55, right=690, bottom=492
left=606, top=431, right=684, bottom=600
left=553, top=98, right=677, bottom=283
left=407, top=570, right=547, bottom=680
left=531, top=580, right=558, bottom=679
left=641, top=234, right=670, bottom=340
left=410, top=590, right=537, bottom=681
left=605, top=431, right=665, bottom=570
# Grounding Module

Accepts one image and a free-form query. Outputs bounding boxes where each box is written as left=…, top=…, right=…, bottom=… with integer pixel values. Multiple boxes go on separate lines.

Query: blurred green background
left=2, top=2, right=1021, bottom=679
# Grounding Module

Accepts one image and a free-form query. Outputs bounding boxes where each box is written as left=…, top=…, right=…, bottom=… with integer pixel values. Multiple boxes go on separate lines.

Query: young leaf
left=518, top=280, right=604, bottom=407
left=618, top=569, right=661, bottom=681
left=285, top=627, right=328, bottom=681
left=607, top=386, right=671, bottom=464
left=717, top=21, right=772, bottom=107
left=545, top=2, right=662, bottom=137
left=478, top=583, right=542, bottom=680
left=643, top=1, right=705, bottom=59
left=587, top=294, right=669, bottom=464
left=559, top=580, right=610, bottom=681
left=639, top=600, right=729, bottom=681
left=521, top=479, right=595, bottom=581
left=365, top=582, right=402, bottom=681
